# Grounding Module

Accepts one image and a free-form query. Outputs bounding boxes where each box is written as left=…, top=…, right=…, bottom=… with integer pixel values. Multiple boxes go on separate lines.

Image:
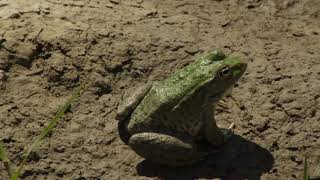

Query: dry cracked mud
left=0, top=0, right=319, bottom=179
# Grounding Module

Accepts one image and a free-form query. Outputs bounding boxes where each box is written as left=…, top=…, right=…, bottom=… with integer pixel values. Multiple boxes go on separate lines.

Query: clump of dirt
left=0, top=0, right=319, bottom=179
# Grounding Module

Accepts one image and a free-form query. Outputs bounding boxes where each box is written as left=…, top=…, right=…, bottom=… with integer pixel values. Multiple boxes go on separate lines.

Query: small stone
left=185, top=46, right=200, bottom=55
left=62, top=70, right=79, bottom=84
left=142, top=9, right=157, bottom=17
left=136, top=0, right=143, bottom=4
left=0, top=70, right=6, bottom=89
left=0, top=57, right=10, bottom=70
left=105, top=2, right=114, bottom=8
left=0, top=0, right=9, bottom=7
left=70, top=121, right=81, bottom=132
left=55, top=164, right=75, bottom=175
left=0, top=7, right=20, bottom=19
left=16, top=42, right=37, bottom=58
left=53, top=145, right=66, bottom=153
left=0, top=70, right=6, bottom=82
left=109, top=0, right=120, bottom=4
left=89, top=73, right=112, bottom=95
left=105, top=61, right=123, bottom=73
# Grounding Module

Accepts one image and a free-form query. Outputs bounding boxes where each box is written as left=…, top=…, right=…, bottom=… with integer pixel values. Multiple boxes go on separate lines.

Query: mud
left=0, top=0, right=319, bottom=179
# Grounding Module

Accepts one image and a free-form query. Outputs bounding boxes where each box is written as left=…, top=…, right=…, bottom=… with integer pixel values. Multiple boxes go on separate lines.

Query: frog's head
left=201, top=52, right=247, bottom=103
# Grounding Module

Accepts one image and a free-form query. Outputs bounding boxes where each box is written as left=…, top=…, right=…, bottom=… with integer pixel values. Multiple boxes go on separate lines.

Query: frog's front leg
left=204, top=108, right=234, bottom=146
left=129, top=132, right=205, bottom=166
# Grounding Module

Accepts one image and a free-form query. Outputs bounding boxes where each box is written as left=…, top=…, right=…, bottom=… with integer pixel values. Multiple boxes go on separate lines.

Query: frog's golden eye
left=219, top=66, right=231, bottom=78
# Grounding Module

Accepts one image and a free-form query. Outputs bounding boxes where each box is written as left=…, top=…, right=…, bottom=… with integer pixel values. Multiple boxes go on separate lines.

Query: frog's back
left=128, top=53, right=224, bottom=135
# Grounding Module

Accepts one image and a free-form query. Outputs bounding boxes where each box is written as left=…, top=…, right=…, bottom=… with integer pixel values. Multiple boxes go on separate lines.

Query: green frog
left=116, top=50, right=247, bottom=166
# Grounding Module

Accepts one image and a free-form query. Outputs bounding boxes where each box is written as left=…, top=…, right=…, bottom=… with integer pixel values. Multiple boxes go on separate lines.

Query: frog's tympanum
left=116, top=50, right=247, bottom=166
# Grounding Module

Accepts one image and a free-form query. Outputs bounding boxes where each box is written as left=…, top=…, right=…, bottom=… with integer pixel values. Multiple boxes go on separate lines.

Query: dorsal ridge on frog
left=116, top=50, right=247, bottom=166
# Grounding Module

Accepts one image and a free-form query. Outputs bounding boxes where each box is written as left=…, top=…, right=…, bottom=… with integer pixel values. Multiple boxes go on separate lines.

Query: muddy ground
left=0, top=0, right=319, bottom=179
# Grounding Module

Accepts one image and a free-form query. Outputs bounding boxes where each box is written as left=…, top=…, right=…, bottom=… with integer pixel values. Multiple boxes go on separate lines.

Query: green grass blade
left=10, top=82, right=87, bottom=180
left=0, top=142, right=12, bottom=177
left=304, top=156, right=310, bottom=180
left=0, top=142, right=5, bottom=161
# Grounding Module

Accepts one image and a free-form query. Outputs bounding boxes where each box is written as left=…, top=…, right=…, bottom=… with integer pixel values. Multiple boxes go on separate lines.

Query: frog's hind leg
left=116, top=83, right=153, bottom=121
left=116, top=83, right=153, bottom=144
left=129, top=132, right=204, bottom=166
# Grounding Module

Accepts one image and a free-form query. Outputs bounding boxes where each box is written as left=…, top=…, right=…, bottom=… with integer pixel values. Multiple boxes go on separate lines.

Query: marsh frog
left=116, top=50, right=247, bottom=166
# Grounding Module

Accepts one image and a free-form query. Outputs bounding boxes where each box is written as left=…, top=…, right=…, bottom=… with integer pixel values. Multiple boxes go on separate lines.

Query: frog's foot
left=219, top=122, right=235, bottom=142
left=129, top=132, right=204, bottom=166
left=220, top=128, right=233, bottom=141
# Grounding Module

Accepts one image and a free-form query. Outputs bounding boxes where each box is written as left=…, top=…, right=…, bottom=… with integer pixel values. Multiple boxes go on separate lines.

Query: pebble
left=0, top=7, right=20, bottom=19
left=109, top=0, right=120, bottom=4
left=0, top=70, right=6, bottom=82
left=89, top=73, right=112, bottom=95
left=0, top=0, right=9, bottom=7
left=0, top=58, right=10, bottom=70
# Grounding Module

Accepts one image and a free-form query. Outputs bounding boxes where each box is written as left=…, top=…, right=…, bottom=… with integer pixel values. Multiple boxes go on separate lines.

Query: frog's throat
left=208, top=90, right=227, bottom=104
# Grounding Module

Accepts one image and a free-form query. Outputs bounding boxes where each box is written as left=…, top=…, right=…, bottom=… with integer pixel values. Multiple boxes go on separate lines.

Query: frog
left=116, top=50, right=247, bottom=166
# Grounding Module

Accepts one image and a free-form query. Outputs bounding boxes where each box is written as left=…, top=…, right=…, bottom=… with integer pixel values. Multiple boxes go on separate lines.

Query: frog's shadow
left=135, top=134, right=274, bottom=180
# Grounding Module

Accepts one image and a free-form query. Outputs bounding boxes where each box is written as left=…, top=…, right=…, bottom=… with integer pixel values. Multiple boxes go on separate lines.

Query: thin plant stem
left=304, top=156, right=310, bottom=180
left=0, top=142, right=12, bottom=177
left=10, top=81, right=87, bottom=180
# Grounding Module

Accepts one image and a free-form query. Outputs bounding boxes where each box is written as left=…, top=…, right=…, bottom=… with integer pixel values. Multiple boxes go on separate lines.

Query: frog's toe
left=220, top=128, right=234, bottom=141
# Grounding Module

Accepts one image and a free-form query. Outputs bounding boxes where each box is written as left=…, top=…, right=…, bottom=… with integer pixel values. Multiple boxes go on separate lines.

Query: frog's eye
left=218, top=66, right=231, bottom=78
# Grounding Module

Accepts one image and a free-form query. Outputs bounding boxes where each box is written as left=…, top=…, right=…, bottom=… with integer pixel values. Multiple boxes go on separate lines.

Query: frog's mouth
left=209, top=86, right=233, bottom=102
